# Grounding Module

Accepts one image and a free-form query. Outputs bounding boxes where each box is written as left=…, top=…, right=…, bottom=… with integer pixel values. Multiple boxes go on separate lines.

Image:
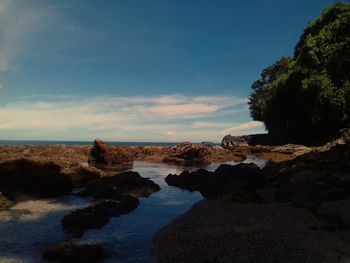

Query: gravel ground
left=154, top=199, right=350, bottom=263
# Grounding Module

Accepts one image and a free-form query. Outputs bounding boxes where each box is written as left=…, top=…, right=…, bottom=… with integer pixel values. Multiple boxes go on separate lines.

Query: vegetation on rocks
left=249, top=2, right=350, bottom=144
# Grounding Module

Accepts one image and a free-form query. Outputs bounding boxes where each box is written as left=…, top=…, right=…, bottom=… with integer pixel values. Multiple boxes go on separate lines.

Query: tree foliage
left=249, top=2, right=350, bottom=144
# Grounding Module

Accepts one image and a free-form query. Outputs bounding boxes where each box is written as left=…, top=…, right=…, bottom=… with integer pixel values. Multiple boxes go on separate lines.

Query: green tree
left=249, top=2, right=350, bottom=144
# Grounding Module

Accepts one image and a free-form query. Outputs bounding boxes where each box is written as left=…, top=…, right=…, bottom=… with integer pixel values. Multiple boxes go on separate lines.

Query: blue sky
left=0, top=0, right=342, bottom=141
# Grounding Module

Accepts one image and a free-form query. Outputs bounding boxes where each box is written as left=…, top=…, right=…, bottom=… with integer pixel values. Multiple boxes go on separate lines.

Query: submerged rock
left=0, top=159, right=73, bottom=199
left=78, top=171, right=161, bottom=199
left=88, top=139, right=133, bottom=169
left=62, top=197, right=139, bottom=237
left=42, top=242, right=106, bottom=263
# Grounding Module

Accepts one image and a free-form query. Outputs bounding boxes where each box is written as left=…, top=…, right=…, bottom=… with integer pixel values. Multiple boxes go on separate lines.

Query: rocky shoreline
left=154, top=129, right=350, bottom=262
left=0, top=135, right=345, bottom=262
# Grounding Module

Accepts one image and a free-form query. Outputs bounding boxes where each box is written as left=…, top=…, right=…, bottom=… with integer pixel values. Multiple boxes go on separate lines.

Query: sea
left=0, top=140, right=180, bottom=147
left=0, top=140, right=220, bottom=147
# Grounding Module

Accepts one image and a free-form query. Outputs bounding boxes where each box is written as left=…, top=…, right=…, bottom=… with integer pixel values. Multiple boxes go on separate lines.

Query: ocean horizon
left=0, top=140, right=219, bottom=147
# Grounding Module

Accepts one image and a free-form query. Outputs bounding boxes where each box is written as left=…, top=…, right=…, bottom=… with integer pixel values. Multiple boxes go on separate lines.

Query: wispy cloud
left=223, top=121, right=265, bottom=135
left=0, top=94, right=264, bottom=141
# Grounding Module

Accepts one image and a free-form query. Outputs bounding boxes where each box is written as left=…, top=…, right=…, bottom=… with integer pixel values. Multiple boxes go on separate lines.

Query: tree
left=249, top=2, right=350, bottom=145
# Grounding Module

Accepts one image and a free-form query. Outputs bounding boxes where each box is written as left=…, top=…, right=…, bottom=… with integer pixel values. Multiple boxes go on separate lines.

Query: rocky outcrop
left=264, top=129, right=350, bottom=205
left=221, top=133, right=271, bottom=148
left=88, top=139, right=133, bottom=169
left=163, top=142, right=211, bottom=164
left=62, top=197, right=139, bottom=237
left=0, top=159, right=73, bottom=199
left=62, top=171, right=160, bottom=237
left=42, top=242, right=106, bottom=263
left=166, top=163, right=264, bottom=201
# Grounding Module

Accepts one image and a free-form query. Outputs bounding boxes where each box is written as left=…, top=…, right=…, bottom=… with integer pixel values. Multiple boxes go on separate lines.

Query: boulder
left=42, top=242, right=106, bottom=263
left=78, top=171, right=160, bottom=199
left=62, top=197, right=139, bottom=237
left=165, top=163, right=264, bottom=201
left=0, top=159, right=73, bottom=199
left=166, top=169, right=215, bottom=191
left=264, top=129, right=350, bottom=205
left=88, top=139, right=133, bottom=169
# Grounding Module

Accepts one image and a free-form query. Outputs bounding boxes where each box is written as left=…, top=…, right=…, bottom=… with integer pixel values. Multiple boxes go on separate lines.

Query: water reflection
left=0, top=159, right=265, bottom=263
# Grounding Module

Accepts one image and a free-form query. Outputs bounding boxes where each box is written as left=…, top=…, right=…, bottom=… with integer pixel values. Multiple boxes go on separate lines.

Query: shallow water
left=0, top=158, right=265, bottom=263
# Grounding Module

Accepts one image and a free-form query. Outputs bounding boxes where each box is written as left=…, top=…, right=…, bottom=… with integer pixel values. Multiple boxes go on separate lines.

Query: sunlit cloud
left=223, top=121, right=265, bottom=135
left=0, top=94, right=264, bottom=141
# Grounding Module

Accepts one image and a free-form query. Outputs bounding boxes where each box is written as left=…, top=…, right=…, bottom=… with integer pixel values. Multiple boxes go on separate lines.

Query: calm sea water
left=0, top=158, right=265, bottom=263
left=0, top=140, right=180, bottom=147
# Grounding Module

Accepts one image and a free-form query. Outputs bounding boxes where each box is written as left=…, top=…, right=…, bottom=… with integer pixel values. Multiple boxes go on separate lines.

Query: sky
left=0, top=0, right=343, bottom=142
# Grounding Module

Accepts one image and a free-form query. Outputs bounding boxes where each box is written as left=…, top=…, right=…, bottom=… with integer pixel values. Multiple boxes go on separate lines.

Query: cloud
left=0, top=94, right=261, bottom=141
left=191, top=121, right=228, bottom=129
left=223, top=121, right=265, bottom=135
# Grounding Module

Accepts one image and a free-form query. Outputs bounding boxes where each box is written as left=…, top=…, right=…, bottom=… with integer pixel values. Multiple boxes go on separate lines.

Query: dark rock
left=62, top=197, right=139, bottom=237
left=42, top=242, right=106, bottom=263
left=214, top=163, right=263, bottom=187
left=78, top=171, right=161, bottom=199
left=64, top=171, right=159, bottom=237
left=0, top=159, right=73, bottom=199
left=264, top=128, right=350, bottom=204
left=88, top=139, right=133, bottom=168
left=165, top=163, right=264, bottom=202
left=69, top=166, right=101, bottom=187
left=166, top=169, right=215, bottom=191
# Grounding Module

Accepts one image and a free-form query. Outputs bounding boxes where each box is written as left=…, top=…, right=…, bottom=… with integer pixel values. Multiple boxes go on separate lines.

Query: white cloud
left=223, top=121, right=265, bottom=135
left=0, top=94, right=262, bottom=141
left=191, top=121, right=228, bottom=129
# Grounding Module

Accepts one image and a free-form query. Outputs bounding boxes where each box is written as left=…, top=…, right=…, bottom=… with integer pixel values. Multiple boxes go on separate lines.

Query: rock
left=264, top=129, right=350, bottom=204
left=166, top=169, right=215, bottom=191
left=64, top=171, right=160, bottom=237
left=165, top=163, right=264, bottom=201
left=221, top=133, right=271, bottom=148
left=0, top=159, right=73, bottom=199
left=42, top=242, right=106, bottom=263
left=69, top=166, right=102, bottom=187
left=271, top=144, right=312, bottom=156
left=62, top=197, right=139, bottom=237
left=163, top=143, right=211, bottom=164
left=78, top=171, right=161, bottom=199
left=221, top=134, right=249, bottom=148
left=88, top=139, right=133, bottom=169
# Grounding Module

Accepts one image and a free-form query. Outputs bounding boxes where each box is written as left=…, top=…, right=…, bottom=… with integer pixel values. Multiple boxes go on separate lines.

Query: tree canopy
left=249, top=2, right=350, bottom=145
